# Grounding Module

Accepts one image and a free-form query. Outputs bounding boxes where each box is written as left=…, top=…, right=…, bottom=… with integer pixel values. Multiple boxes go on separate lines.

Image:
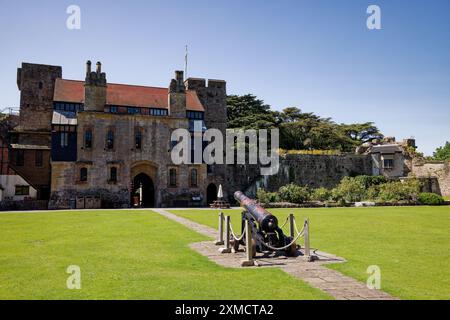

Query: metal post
left=219, top=215, right=231, bottom=253
left=241, top=219, right=255, bottom=267
left=215, top=212, right=224, bottom=245
left=289, top=213, right=295, bottom=239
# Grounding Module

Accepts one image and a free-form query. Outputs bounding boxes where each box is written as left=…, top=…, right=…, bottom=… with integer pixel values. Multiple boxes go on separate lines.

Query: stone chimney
left=168, top=70, right=186, bottom=117
left=84, top=60, right=107, bottom=112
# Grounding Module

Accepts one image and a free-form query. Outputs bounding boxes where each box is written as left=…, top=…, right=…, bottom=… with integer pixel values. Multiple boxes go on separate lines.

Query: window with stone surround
left=190, top=169, right=198, bottom=187
left=84, top=129, right=93, bottom=149
left=106, top=129, right=114, bottom=150
left=80, top=167, right=88, bottom=182
left=135, top=128, right=142, bottom=150
left=169, top=168, right=177, bottom=187
left=109, top=167, right=118, bottom=183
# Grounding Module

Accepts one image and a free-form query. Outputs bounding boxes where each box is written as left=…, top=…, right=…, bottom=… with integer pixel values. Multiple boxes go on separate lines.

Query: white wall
left=0, top=175, right=37, bottom=201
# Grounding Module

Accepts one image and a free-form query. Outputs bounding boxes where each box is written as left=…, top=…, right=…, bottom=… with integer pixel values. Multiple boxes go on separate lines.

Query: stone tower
left=16, top=63, right=62, bottom=131
left=84, top=61, right=107, bottom=112
left=184, top=78, right=227, bottom=135
left=168, top=70, right=186, bottom=118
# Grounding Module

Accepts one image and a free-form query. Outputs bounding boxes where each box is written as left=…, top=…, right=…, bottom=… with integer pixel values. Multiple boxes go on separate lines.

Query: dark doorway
left=132, top=173, right=155, bottom=207
left=206, top=183, right=217, bottom=206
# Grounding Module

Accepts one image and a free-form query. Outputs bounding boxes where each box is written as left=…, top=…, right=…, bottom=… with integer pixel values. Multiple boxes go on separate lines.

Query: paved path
left=153, top=209, right=398, bottom=300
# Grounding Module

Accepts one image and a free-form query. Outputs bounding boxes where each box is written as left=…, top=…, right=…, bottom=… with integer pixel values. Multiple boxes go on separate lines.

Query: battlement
left=184, top=78, right=226, bottom=91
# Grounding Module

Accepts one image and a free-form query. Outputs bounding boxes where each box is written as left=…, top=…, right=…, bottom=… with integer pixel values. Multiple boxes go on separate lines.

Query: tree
left=339, top=122, right=383, bottom=144
left=432, top=141, right=450, bottom=161
left=227, top=94, right=278, bottom=130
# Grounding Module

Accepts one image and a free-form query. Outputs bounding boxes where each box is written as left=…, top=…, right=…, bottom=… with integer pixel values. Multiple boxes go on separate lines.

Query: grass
left=0, top=210, right=331, bottom=300
left=170, top=206, right=450, bottom=300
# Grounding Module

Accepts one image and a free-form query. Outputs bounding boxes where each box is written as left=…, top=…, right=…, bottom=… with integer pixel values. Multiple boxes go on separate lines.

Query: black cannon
left=233, top=191, right=297, bottom=257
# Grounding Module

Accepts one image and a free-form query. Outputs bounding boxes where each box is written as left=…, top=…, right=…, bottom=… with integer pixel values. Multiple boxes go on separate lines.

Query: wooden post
left=304, top=218, right=311, bottom=261
left=215, top=212, right=224, bottom=245
left=219, top=215, right=231, bottom=253
left=289, top=213, right=295, bottom=239
left=241, top=219, right=255, bottom=267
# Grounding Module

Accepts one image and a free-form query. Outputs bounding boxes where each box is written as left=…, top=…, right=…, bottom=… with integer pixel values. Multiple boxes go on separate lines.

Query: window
left=128, top=107, right=141, bottom=114
left=60, top=132, right=68, bottom=147
left=15, top=186, right=29, bottom=196
left=110, top=167, right=117, bottom=182
left=35, top=150, right=43, bottom=167
left=106, top=129, right=114, bottom=149
left=187, top=111, right=204, bottom=120
left=150, top=108, right=168, bottom=116
left=190, top=169, right=198, bottom=187
left=135, top=129, right=142, bottom=150
left=169, top=168, right=177, bottom=187
left=383, top=159, right=394, bottom=169
left=84, top=130, right=93, bottom=149
left=110, top=106, right=118, bottom=113
left=15, top=150, right=24, bottom=166
left=80, top=168, right=88, bottom=182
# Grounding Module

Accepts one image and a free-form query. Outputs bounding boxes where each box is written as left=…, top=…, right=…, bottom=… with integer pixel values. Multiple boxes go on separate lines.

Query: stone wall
left=228, top=153, right=373, bottom=200
left=411, top=159, right=450, bottom=197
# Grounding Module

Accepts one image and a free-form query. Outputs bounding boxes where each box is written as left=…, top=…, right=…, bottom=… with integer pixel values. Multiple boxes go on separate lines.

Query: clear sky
left=0, top=0, right=449, bottom=155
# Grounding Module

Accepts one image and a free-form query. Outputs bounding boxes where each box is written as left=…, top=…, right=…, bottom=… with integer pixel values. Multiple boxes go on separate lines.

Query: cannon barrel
left=234, top=191, right=278, bottom=232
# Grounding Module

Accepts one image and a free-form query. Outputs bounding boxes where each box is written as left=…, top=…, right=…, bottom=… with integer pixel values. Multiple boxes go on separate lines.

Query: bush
left=311, top=187, right=332, bottom=202
left=331, top=176, right=366, bottom=202
left=354, top=175, right=387, bottom=188
left=278, top=183, right=310, bottom=204
left=256, top=188, right=279, bottom=205
left=418, top=193, right=444, bottom=205
left=366, top=185, right=380, bottom=201
left=378, top=179, right=421, bottom=202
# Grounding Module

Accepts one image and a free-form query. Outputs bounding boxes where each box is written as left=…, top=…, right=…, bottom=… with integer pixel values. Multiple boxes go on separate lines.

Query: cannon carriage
left=232, top=191, right=298, bottom=257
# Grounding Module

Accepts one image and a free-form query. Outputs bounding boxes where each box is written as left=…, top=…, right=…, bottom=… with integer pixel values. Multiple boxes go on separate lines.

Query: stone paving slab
left=153, top=209, right=399, bottom=300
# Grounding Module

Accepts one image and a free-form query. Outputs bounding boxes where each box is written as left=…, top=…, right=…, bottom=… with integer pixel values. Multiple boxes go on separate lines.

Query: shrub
left=331, top=176, right=366, bottom=202
left=278, top=183, right=310, bottom=204
left=366, top=185, right=380, bottom=201
left=311, top=187, right=332, bottom=202
left=378, top=179, right=421, bottom=202
left=418, top=193, right=444, bottom=205
left=256, top=188, right=279, bottom=205
left=354, top=175, right=388, bottom=188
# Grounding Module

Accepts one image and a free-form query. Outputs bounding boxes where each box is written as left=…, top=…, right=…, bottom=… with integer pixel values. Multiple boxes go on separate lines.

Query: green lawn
left=170, top=206, right=450, bottom=300
left=0, top=210, right=330, bottom=300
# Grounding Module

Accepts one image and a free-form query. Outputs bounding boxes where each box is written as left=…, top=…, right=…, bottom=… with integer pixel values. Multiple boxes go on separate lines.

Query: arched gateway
left=131, top=161, right=157, bottom=208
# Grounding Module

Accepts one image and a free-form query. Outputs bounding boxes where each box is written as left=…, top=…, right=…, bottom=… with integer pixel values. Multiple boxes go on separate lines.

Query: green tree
left=432, top=141, right=450, bottom=161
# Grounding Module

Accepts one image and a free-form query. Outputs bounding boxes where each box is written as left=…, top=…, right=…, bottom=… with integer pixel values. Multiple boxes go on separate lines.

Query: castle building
left=10, top=62, right=227, bottom=209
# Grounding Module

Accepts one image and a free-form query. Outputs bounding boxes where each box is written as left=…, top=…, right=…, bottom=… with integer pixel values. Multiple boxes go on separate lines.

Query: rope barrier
left=229, top=223, right=246, bottom=242
left=279, top=216, right=289, bottom=229
left=261, top=227, right=305, bottom=251
left=226, top=215, right=308, bottom=253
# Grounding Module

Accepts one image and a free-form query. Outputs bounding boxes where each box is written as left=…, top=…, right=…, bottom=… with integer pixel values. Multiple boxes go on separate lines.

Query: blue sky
left=0, top=0, right=449, bottom=155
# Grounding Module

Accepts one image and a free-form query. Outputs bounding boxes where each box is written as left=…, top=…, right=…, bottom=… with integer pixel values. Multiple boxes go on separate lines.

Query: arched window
left=110, top=167, right=117, bottom=182
left=169, top=168, right=177, bottom=187
left=84, top=129, right=92, bottom=149
left=135, top=129, right=142, bottom=150
left=190, top=169, right=198, bottom=187
left=80, top=168, right=88, bottom=182
left=106, top=129, right=114, bottom=149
